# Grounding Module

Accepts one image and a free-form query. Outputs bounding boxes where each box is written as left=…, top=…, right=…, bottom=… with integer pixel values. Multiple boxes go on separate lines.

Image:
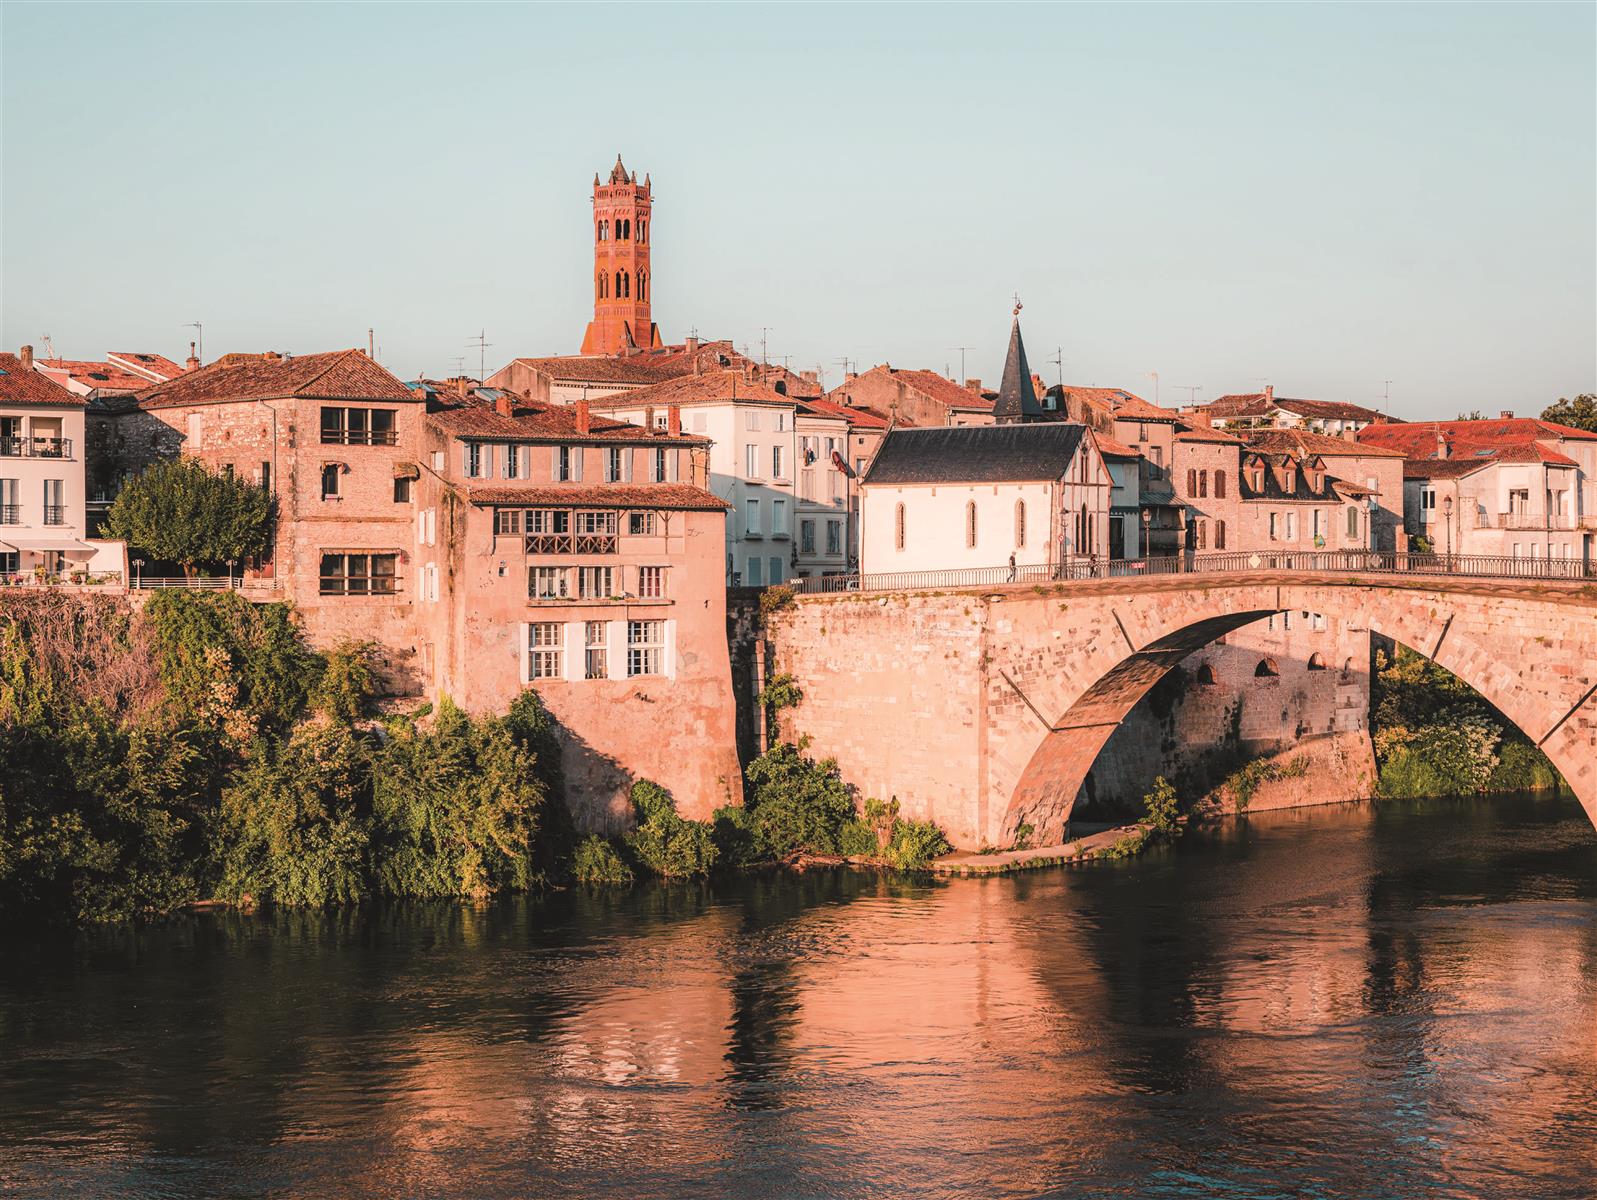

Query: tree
left=106, top=458, right=275, bottom=576
left=1541, top=394, right=1597, bottom=433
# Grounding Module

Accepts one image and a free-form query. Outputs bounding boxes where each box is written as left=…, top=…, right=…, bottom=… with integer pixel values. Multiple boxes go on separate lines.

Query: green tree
left=1541, top=393, right=1597, bottom=433
left=106, top=458, right=275, bottom=577
left=742, top=742, right=854, bottom=857
left=625, top=780, right=717, bottom=878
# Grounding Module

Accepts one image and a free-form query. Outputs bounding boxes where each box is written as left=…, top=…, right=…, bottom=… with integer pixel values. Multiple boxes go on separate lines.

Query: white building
left=859, top=423, right=1112, bottom=576
left=0, top=347, right=124, bottom=582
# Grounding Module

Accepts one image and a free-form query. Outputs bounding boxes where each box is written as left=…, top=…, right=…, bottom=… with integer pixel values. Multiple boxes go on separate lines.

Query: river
left=2, top=792, right=1594, bottom=1199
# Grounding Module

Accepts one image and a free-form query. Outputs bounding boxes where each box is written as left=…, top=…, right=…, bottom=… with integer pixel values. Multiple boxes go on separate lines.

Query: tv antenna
left=467, top=330, right=492, bottom=381
left=449, top=355, right=467, bottom=377
left=834, top=356, right=856, bottom=381
left=1050, top=346, right=1065, bottom=387
left=758, top=327, right=772, bottom=366
left=949, top=346, right=972, bottom=382
left=1382, top=379, right=1393, bottom=411
left=1173, top=385, right=1203, bottom=406
left=39, top=334, right=57, bottom=361
left=185, top=322, right=203, bottom=364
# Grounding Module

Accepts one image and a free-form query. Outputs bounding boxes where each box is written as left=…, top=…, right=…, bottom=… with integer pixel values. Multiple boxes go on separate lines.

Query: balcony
left=43, top=505, right=66, bottom=526
left=0, top=436, right=72, bottom=459
left=524, top=533, right=617, bottom=555
left=1498, top=512, right=1575, bottom=531
left=0, top=505, right=16, bottom=525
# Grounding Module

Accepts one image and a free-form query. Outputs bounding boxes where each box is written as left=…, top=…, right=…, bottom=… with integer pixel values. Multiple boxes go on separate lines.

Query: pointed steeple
left=993, top=310, right=1042, bottom=424
left=609, top=153, right=629, bottom=185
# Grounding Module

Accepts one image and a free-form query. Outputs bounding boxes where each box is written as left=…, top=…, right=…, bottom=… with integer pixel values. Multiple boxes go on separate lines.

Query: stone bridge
left=767, top=574, right=1597, bottom=849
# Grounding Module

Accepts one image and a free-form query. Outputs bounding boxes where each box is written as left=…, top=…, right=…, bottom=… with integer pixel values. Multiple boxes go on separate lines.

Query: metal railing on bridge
left=790, top=550, right=1596, bottom=595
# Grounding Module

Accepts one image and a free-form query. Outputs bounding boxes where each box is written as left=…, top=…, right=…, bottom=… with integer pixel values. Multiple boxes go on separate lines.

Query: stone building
left=1196, top=386, right=1389, bottom=436
left=581, top=155, right=662, bottom=355
left=0, top=347, right=124, bottom=580
left=825, top=364, right=994, bottom=428
left=409, top=382, right=740, bottom=826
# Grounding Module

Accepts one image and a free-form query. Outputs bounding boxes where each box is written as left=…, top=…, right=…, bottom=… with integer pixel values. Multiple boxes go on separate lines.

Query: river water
left=2, top=792, right=1594, bottom=1199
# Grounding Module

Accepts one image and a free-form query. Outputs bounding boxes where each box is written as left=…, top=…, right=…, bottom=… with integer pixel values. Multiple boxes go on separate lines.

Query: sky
left=2, top=2, right=1593, bottom=419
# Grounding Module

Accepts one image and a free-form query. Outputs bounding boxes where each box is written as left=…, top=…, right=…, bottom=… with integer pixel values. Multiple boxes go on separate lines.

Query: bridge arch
left=999, top=582, right=1597, bottom=847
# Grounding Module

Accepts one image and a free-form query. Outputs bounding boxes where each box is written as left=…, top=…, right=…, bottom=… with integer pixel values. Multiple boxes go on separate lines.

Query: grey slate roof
left=862, top=423, right=1088, bottom=485
left=992, top=317, right=1043, bottom=423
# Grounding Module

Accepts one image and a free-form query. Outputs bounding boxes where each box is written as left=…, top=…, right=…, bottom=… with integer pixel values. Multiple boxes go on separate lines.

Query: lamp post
left=1366, top=495, right=1376, bottom=554
left=1442, top=495, right=1454, bottom=572
left=226, top=558, right=236, bottom=589
left=132, top=558, right=143, bottom=589
left=1141, top=507, right=1152, bottom=561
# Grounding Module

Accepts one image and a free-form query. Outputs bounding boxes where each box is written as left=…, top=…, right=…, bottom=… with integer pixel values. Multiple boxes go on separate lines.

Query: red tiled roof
left=1402, top=458, right=1494, bottom=480
left=500, top=355, right=693, bottom=386
left=0, top=354, right=86, bottom=407
left=798, top=396, right=890, bottom=429
left=1093, top=431, right=1141, bottom=458
left=585, top=368, right=793, bottom=409
left=107, top=352, right=184, bottom=381
left=1062, top=386, right=1173, bottom=422
left=1246, top=429, right=1406, bottom=458
left=1207, top=393, right=1387, bottom=423
left=425, top=388, right=706, bottom=444
left=37, top=358, right=148, bottom=392
left=1174, top=420, right=1245, bottom=444
left=1358, top=417, right=1597, bottom=456
left=1400, top=441, right=1580, bottom=479
left=138, top=350, right=414, bottom=409
left=463, top=482, right=728, bottom=510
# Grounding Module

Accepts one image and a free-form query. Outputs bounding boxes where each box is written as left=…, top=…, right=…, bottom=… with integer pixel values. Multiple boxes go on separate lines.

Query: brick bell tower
left=581, top=154, right=663, bottom=355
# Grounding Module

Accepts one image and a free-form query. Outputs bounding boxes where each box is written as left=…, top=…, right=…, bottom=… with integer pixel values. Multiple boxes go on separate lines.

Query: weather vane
left=1012, top=293, right=1023, bottom=317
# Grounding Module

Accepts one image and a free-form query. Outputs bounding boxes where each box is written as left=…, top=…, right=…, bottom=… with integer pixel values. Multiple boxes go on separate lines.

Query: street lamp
left=226, top=558, right=236, bottom=589
left=1141, top=507, right=1152, bottom=560
left=132, top=558, right=144, bottom=589
left=1442, top=495, right=1454, bottom=571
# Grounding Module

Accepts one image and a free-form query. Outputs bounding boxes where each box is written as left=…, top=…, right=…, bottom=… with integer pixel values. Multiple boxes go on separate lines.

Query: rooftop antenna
left=449, top=355, right=467, bottom=377
left=949, top=346, right=973, bottom=382
left=368, top=328, right=375, bottom=360
left=1050, top=346, right=1064, bottom=387
left=185, top=322, right=203, bottom=364
left=39, top=334, right=56, bottom=361
left=1146, top=370, right=1159, bottom=405
left=467, top=330, right=492, bottom=381
left=1173, top=385, right=1203, bottom=406
left=759, top=327, right=772, bottom=366
left=1382, top=379, right=1393, bottom=413
left=834, top=356, right=856, bottom=381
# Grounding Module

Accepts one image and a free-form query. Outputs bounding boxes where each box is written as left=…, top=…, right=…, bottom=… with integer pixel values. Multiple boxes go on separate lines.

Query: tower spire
left=993, top=307, right=1041, bottom=424
left=581, top=157, right=663, bottom=355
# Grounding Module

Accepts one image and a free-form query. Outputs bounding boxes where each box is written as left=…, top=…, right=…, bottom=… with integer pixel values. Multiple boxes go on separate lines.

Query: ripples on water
left=1, top=792, right=1595, bottom=1200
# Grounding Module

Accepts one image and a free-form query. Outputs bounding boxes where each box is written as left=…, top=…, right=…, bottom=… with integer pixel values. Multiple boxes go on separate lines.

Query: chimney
left=692, top=353, right=701, bottom=376
left=846, top=371, right=858, bottom=383
left=1436, top=431, right=1449, bottom=460
left=186, top=341, right=200, bottom=371
left=965, top=378, right=981, bottom=392
left=685, top=335, right=699, bottom=355
left=495, top=393, right=514, bottom=418
left=644, top=405, right=655, bottom=433
left=575, top=398, right=591, bottom=434
left=18, top=344, right=32, bottom=370
left=1264, top=384, right=1274, bottom=402
left=1499, top=410, right=1514, bottom=420
left=667, top=404, right=681, bottom=436
left=454, top=376, right=467, bottom=398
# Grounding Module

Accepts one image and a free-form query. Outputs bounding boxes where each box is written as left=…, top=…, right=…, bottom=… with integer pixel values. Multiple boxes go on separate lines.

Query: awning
left=393, top=462, right=420, bottom=480
left=0, top=536, right=98, bottom=559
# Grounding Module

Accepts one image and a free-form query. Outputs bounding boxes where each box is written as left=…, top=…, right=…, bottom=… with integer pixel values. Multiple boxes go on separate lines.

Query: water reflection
left=1, top=793, right=1594, bottom=1199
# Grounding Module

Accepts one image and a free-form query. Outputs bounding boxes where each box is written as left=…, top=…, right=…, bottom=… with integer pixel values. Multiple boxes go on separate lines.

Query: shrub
left=838, top=818, right=880, bottom=858
left=309, top=642, right=376, bottom=724
left=1489, top=741, right=1563, bottom=792
left=742, top=743, right=854, bottom=857
left=883, top=819, right=950, bottom=870
left=1378, top=711, right=1501, bottom=799
left=758, top=585, right=797, bottom=617
left=105, top=457, right=275, bottom=576
left=625, top=780, right=717, bottom=878
left=711, top=804, right=770, bottom=868
left=1143, top=776, right=1181, bottom=834
left=572, top=834, right=633, bottom=885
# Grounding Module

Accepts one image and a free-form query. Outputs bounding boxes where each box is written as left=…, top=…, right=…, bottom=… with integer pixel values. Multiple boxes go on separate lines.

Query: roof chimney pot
left=495, top=393, right=514, bottom=419
left=18, top=345, right=33, bottom=370
left=667, top=404, right=681, bottom=437
left=185, top=342, right=200, bottom=372
left=1264, top=384, right=1274, bottom=403
left=575, top=398, right=591, bottom=434
left=1499, top=410, right=1514, bottom=420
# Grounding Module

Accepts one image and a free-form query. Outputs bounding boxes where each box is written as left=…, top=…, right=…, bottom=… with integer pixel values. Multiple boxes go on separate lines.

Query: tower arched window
left=1196, top=663, right=1217, bottom=686
left=639, top=219, right=647, bottom=243
left=639, top=273, right=647, bottom=302
left=621, top=271, right=630, bottom=298
left=895, top=503, right=906, bottom=551
left=597, top=221, right=609, bottom=243
left=966, top=500, right=977, bottom=548
left=596, top=274, right=604, bottom=301
left=1081, top=503, right=1091, bottom=554
left=1307, top=652, right=1327, bottom=671
left=1014, top=499, right=1026, bottom=548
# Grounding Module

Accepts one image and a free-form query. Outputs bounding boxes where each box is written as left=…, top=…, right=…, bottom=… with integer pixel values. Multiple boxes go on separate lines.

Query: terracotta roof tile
left=106, top=352, right=184, bottom=381
left=424, top=387, right=706, bottom=444
left=37, top=359, right=148, bottom=392
left=798, top=396, right=890, bottom=429
left=1359, top=417, right=1597, bottom=456
left=0, top=355, right=86, bottom=407
left=1207, top=393, right=1388, bottom=423
left=585, top=368, right=794, bottom=409
left=463, top=483, right=728, bottom=510
left=1093, top=431, right=1141, bottom=458
left=1246, top=429, right=1406, bottom=458
left=138, top=349, right=414, bottom=409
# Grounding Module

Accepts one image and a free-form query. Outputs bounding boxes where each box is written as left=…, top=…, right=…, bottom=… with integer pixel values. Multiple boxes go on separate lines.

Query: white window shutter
left=551, top=445, right=561, bottom=477
left=667, top=450, right=679, bottom=482
left=572, top=447, right=583, bottom=481
left=563, top=621, right=585, bottom=682
left=623, top=448, right=633, bottom=481
left=517, top=623, right=530, bottom=686
left=664, top=619, right=677, bottom=679
left=607, top=619, right=627, bottom=680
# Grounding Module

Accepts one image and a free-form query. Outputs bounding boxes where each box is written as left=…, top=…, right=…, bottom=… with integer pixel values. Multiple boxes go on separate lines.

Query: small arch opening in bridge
left=1307, top=652, right=1328, bottom=670
left=1195, top=663, right=1217, bottom=686
left=1255, top=657, right=1280, bottom=678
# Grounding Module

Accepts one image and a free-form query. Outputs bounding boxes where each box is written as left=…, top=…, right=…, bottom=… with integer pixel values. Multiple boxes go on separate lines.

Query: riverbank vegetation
left=1372, top=645, right=1564, bottom=798
left=0, top=594, right=952, bottom=924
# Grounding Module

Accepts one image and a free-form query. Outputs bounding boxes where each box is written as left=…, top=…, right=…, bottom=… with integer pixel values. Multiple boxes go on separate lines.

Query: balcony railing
left=0, top=504, right=17, bottom=525
left=524, top=533, right=617, bottom=555
left=790, top=549, right=1596, bottom=595
left=1497, top=511, right=1576, bottom=531
left=0, top=570, right=124, bottom=589
left=42, top=505, right=66, bottom=526
left=0, top=436, right=72, bottom=458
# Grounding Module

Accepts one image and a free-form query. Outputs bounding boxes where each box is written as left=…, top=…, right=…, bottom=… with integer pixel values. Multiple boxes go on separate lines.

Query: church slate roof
left=992, top=317, right=1043, bottom=423
left=862, top=423, right=1088, bottom=485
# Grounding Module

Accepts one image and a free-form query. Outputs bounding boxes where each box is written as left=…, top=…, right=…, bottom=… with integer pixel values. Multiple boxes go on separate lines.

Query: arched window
left=1307, top=652, right=1327, bottom=671
left=1187, top=468, right=1197, bottom=496
left=1215, top=469, right=1227, bottom=499
left=614, top=271, right=622, bottom=297
left=1196, top=663, right=1217, bottom=686
left=596, top=274, right=604, bottom=301
left=1341, top=656, right=1355, bottom=679
left=1199, top=469, right=1208, bottom=498
left=639, top=273, right=647, bottom=301
left=966, top=500, right=977, bottom=548
left=774, top=380, right=787, bottom=396
left=1255, top=658, right=1280, bottom=678
left=1214, top=519, right=1226, bottom=550
left=895, top=503, right=906, bottom=551
left=1080, top=503, right=1090, bottom=554
left=638, top=219, right=646, bottom=243
left=619, top=272, right=629, bottom=298
left=1014, top=499, right=1026, bottom=548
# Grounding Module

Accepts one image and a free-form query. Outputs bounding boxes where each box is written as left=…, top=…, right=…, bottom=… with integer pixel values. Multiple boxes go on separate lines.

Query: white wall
left=861, top=481, right=1058, bottom=574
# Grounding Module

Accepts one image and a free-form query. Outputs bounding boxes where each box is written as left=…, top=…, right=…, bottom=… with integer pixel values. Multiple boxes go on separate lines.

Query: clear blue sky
left=3, top=2, right=1592, bottom=418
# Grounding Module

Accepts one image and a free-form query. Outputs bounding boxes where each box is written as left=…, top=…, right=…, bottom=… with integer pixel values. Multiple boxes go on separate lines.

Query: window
left=895, top=502, right=906, bottom=551
left=606, top=447, right=624, bottom=482
left=393, top=476, right=412, bottom=503
left=774, top=412, right=788, bottom=433
left=772, top=445, right=785, bottom=478
left=1285, top=512, right=1297, bottom=540
left=627, top=620, right=664, bottom=676
left=772, top=499, right=788, bottom=536
left=1420, top=487, right=1436, bottom=517
left=529, top=623, right=563, bottom=679
left=321, top=407, right=396, bottom=446
left=651, top=447, right=668, bottom=483
left=1195, top=518, right=1206, bottom=549
left=43, top=479, right=65, bottom=525
left=745, top=498, right=762, bottom=535
left=319, top=553, right=397, bottom=596
left=464, top=442, right=486, bottom=478
left=746, top=411, right=761, bottom=432
left=1215, top=519, right=1226, bottom=550
left=1014, top=500, right=1026, bottom=548
left=0, top=478, right=18, bottom=524
left=1255, top=658, right=1280, bottom=678
left=321, top=463, right=341, bottom=500
left=966, top=500, right=977, bottom=548
left=800, top=519, right=816, bottom=554
left=825, top=520, right=842, bottom=556
left=504, top=445, right=522, bottom=480
left=628, top=511, right=657, bottom=536
left=638, top=566, right=664, bottom=598
left=1347, top=505, right=1360, bottom=538
left=1196, top=663, right=1217, bottom=686
left=769, top=556, right=783, bottom=584
left=746, top=556, right=763, bottom=586
left=579, top=566, right=614, bottom=599
left=1187, top=468, right=1198, bottom=496
left=555, top=445, right=580, bottom=482
left=575, top=510, right=617, bottom=536
left=496, top=508, right=524, bottom=535
left=530, top=566, right=570, bottom=599
left=1199, top=469, right=1208, bottom=498
left=745, top=444, right=759, bottom=478
left=1214, top=470, right=1226, bottom=499
left=1307, top=652, right=1327, bottom=671
left=585, top=622, right=608, bottom=679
